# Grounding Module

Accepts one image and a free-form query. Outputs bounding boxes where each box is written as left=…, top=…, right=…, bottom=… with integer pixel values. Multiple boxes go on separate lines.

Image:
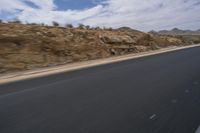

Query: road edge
left=0, top=44, right=200, bottom=85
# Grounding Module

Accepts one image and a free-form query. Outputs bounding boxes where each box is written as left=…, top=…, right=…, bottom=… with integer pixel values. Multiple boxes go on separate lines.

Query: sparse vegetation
left=65, top=24, right=73, bottom=28
left=85, top=25, right=90, bottom=29
left=52, top=21, right=59, bottom=27
left=40, top=23, right=45, bottom=26
left=78, top=24, right=85, bottom=29
left=94, top=26, right=101, bottom=30
left=107, top=27, right=113, bottom=31
left=11, top=20, right=21, bottom=24
left=25, top=22, right=37, bottom=25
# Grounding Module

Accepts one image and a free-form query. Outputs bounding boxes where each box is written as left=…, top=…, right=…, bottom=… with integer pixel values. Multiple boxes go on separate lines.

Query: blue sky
left=55, top=0, right=100, bottom=10
left=0, top=0, right=200, bottom=31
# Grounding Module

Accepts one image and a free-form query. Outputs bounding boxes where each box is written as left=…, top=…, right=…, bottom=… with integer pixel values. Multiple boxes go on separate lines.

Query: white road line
left=149, top=114, right=157, bottom=120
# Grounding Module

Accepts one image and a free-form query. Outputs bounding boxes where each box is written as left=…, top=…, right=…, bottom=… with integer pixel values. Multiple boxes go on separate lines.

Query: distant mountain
left=153, top=28, right=200, bottom=35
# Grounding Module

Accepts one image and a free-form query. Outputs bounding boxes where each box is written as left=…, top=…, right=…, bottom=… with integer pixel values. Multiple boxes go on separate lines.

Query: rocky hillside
left=0, top=23, right=190, bottom=74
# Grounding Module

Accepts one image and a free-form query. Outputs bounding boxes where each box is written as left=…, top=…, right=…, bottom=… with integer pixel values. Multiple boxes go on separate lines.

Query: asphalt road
left=1, top=47, right=200, bottom=133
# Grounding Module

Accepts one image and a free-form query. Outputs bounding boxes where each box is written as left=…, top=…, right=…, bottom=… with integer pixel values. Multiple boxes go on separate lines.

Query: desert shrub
left=78, top=24, right=85, bottom=29
left=94, top=26, right=101, bottom=30
left=85, top=25, right=90, bottom=29
left=107, top=27, right=113, bottom=31
left=12, top=20, right=21, bottom=24
left=103, top=27, right=113, bottom=31
left=52, top=21, right=59, bottom=27
left=66, top=24, right=73, bottom=28
left=40, top=23, right=45, bottom=26
left=30, top=23, right=38, bottom=25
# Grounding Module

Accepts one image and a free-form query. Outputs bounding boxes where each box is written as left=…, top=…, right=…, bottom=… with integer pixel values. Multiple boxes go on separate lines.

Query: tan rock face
left=100, top=34, right=136, bottom=44
left=0, top=23, right=187, bottom=74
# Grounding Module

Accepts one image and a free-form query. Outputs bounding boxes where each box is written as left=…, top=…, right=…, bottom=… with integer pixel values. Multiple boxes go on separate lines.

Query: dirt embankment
left=0, top=23, right=190, bottom=74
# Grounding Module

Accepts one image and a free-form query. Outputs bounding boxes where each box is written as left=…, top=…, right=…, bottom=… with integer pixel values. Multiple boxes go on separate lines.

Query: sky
left=0, top=0, right=200, bottom=31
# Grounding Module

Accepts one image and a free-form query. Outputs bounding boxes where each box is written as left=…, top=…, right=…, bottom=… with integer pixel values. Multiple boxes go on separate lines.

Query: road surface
left=0, top=47, right=200, bottom=133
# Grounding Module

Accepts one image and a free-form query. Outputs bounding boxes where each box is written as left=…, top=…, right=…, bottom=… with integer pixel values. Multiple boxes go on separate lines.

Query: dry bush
left=78, top=24, right=85, bottom=29
left=66, top=24, right=73, bottom=28
left=52, top=21, right=59, bottom=27
left=85, top=25, right=90, bottom=29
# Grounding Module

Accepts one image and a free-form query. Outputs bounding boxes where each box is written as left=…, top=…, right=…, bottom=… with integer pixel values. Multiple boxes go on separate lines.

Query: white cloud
left=18, top=5, right=103, bottom=25
left=0, top=0, right=28, bottom=13
left=0, top=0, right=200, bottom=31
